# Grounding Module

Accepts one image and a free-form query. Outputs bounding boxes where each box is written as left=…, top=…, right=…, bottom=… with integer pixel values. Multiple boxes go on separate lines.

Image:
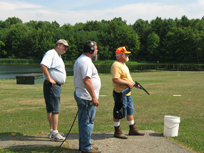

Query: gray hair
left=116, top=54, right=122, bottom=59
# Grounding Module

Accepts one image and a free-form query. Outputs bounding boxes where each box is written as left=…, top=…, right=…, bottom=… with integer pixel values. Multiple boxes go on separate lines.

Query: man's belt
left=45, top=80, right=61, bottom=86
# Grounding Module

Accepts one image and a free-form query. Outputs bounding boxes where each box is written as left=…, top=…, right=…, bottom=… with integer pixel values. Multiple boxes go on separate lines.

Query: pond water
left=0, top=64, right=203, bottom=79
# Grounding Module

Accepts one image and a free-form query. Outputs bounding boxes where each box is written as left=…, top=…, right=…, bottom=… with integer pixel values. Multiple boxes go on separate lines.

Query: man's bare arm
left=112, top=78, right=136, bottom=89
left=83, top=76, right=99, bottom=106
left=40, top=64, right=56, bottom=85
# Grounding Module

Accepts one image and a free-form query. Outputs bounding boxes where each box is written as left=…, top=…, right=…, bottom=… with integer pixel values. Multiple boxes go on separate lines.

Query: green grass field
left=0, top=71, right=203, bottom=153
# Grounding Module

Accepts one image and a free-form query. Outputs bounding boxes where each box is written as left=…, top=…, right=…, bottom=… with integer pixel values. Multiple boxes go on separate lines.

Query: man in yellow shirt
left=111, top=46, right=144, bottom=139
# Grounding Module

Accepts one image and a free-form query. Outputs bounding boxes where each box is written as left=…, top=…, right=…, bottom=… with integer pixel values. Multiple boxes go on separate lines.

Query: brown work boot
left=129, top=124, right=145, bottom=136
left=114, top=126, right=128, bottom=139
left=81, top=148, right=101, bottom=153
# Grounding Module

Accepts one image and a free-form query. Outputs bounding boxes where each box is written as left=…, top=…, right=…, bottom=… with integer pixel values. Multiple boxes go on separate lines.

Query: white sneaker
left=48, top=132, right=52, bottom=139
left=51, top=133, right=65, bottom=142
left=48, top=132, right=64, bottom=139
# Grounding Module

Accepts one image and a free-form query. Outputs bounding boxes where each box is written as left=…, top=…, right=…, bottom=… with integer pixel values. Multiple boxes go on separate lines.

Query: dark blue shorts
left=113, top=92, right=134, bottom=118
left=43, top=81, right=61, bottom=113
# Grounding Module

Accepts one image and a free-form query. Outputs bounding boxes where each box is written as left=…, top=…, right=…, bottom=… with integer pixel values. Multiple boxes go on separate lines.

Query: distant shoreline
left=1, top=58, right=204, bottom=65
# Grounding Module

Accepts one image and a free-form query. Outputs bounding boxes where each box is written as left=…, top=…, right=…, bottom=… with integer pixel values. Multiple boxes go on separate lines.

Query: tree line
left=0, top=16, right=204, bottom=63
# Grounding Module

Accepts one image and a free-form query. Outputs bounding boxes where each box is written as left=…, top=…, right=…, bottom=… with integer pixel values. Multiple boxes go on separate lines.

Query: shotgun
left=122, top=81, right=150, bottom=96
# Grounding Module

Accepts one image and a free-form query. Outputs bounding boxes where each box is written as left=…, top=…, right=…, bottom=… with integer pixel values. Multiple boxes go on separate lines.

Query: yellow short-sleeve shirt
left=111, top=61, right=133, bottom=96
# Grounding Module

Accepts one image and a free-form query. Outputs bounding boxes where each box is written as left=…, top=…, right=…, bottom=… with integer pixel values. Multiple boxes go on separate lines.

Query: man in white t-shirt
left=74, top=40, right=101, bottom=153
left=40, top=39, right=70, bottom=142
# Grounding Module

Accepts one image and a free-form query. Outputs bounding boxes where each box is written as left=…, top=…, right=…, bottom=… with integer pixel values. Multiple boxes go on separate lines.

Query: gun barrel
left=143, top=88, right=150, bottom=95
left=135, top=81, right=150, bottom=95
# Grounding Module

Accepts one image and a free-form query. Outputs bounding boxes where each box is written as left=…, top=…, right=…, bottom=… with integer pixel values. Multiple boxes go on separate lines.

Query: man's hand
left=127, top=81, right=135, bottom=89
left=48, top=78, right=57, bottom=86
left=92, top=97, right=99, bottom=107
left=135, top=84, right=140, bottom=89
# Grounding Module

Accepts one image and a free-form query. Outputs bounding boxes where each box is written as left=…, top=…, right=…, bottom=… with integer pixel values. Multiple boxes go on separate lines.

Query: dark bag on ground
left=113, top=90, right=125, bottom=119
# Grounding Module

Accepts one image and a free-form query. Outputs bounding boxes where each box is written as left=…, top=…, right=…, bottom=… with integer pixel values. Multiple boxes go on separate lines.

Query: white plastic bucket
left=163, top=115, right=180, bottom=137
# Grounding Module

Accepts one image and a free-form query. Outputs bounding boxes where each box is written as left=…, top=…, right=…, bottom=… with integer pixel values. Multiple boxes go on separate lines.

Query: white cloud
left=0, top=1, right=42, bottom=10
left=0, top=0, right=204, bottom=26
left=198, top=0, right=204, bottom=5
left=0, top=0, right=43, bottom=22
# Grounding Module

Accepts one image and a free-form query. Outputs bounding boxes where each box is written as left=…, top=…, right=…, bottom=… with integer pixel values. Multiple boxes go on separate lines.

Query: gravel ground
left=0, top=131, right=194, bottom=153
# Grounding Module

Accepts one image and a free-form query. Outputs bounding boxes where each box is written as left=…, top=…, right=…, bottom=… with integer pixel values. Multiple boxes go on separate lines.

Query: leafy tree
left=0, top=16, right=204, bottom=63
left=74, top=30, right=89, bottom=57
left=5, top=17, right=22, bottom=25
left=107, top=18, right=138, bottom=59
left=132, top=19, right=151, bottom=61
left=83, top=20, right=101, bottom=31
left=146, top=32, right=160, bottom=61
left=190, top=29, right=204, bottom=63
left=163, top=26, right=197, bottom=62
left=0, top=20, right=4, bottom=29
left=64, top=36, right=78, bottom=61
left=97, top=31, right=112, bottom=60
left=25, top=20, right=38, bottom=29
left=1, top=17, right=23, bottom=29
left=21, top=21, right=55, bottom=59
left=4, top=23, right=28, bottom=58
left=74, top=22, right=85, bottom=31
left=97, top=45, right=110, bottom=60
left=52, top=21, right=60, bottom=29
left=0, top=41, right=6, bottom=57
left=181, top=15, right=190, bottom=27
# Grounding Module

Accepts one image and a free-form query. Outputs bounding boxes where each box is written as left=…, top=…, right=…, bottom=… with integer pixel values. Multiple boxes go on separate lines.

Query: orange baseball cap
left=116, top=46, right=131, bottom=54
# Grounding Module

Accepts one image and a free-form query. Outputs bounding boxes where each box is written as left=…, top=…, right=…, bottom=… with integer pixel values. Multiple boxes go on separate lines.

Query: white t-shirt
left=40, top=49, right=66, bottom=85
left=74, top=54, right=101, bottom=100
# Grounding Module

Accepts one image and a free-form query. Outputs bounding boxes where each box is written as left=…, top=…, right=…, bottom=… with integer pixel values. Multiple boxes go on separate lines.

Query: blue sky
left=0, top=0, right=204, bottom=26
